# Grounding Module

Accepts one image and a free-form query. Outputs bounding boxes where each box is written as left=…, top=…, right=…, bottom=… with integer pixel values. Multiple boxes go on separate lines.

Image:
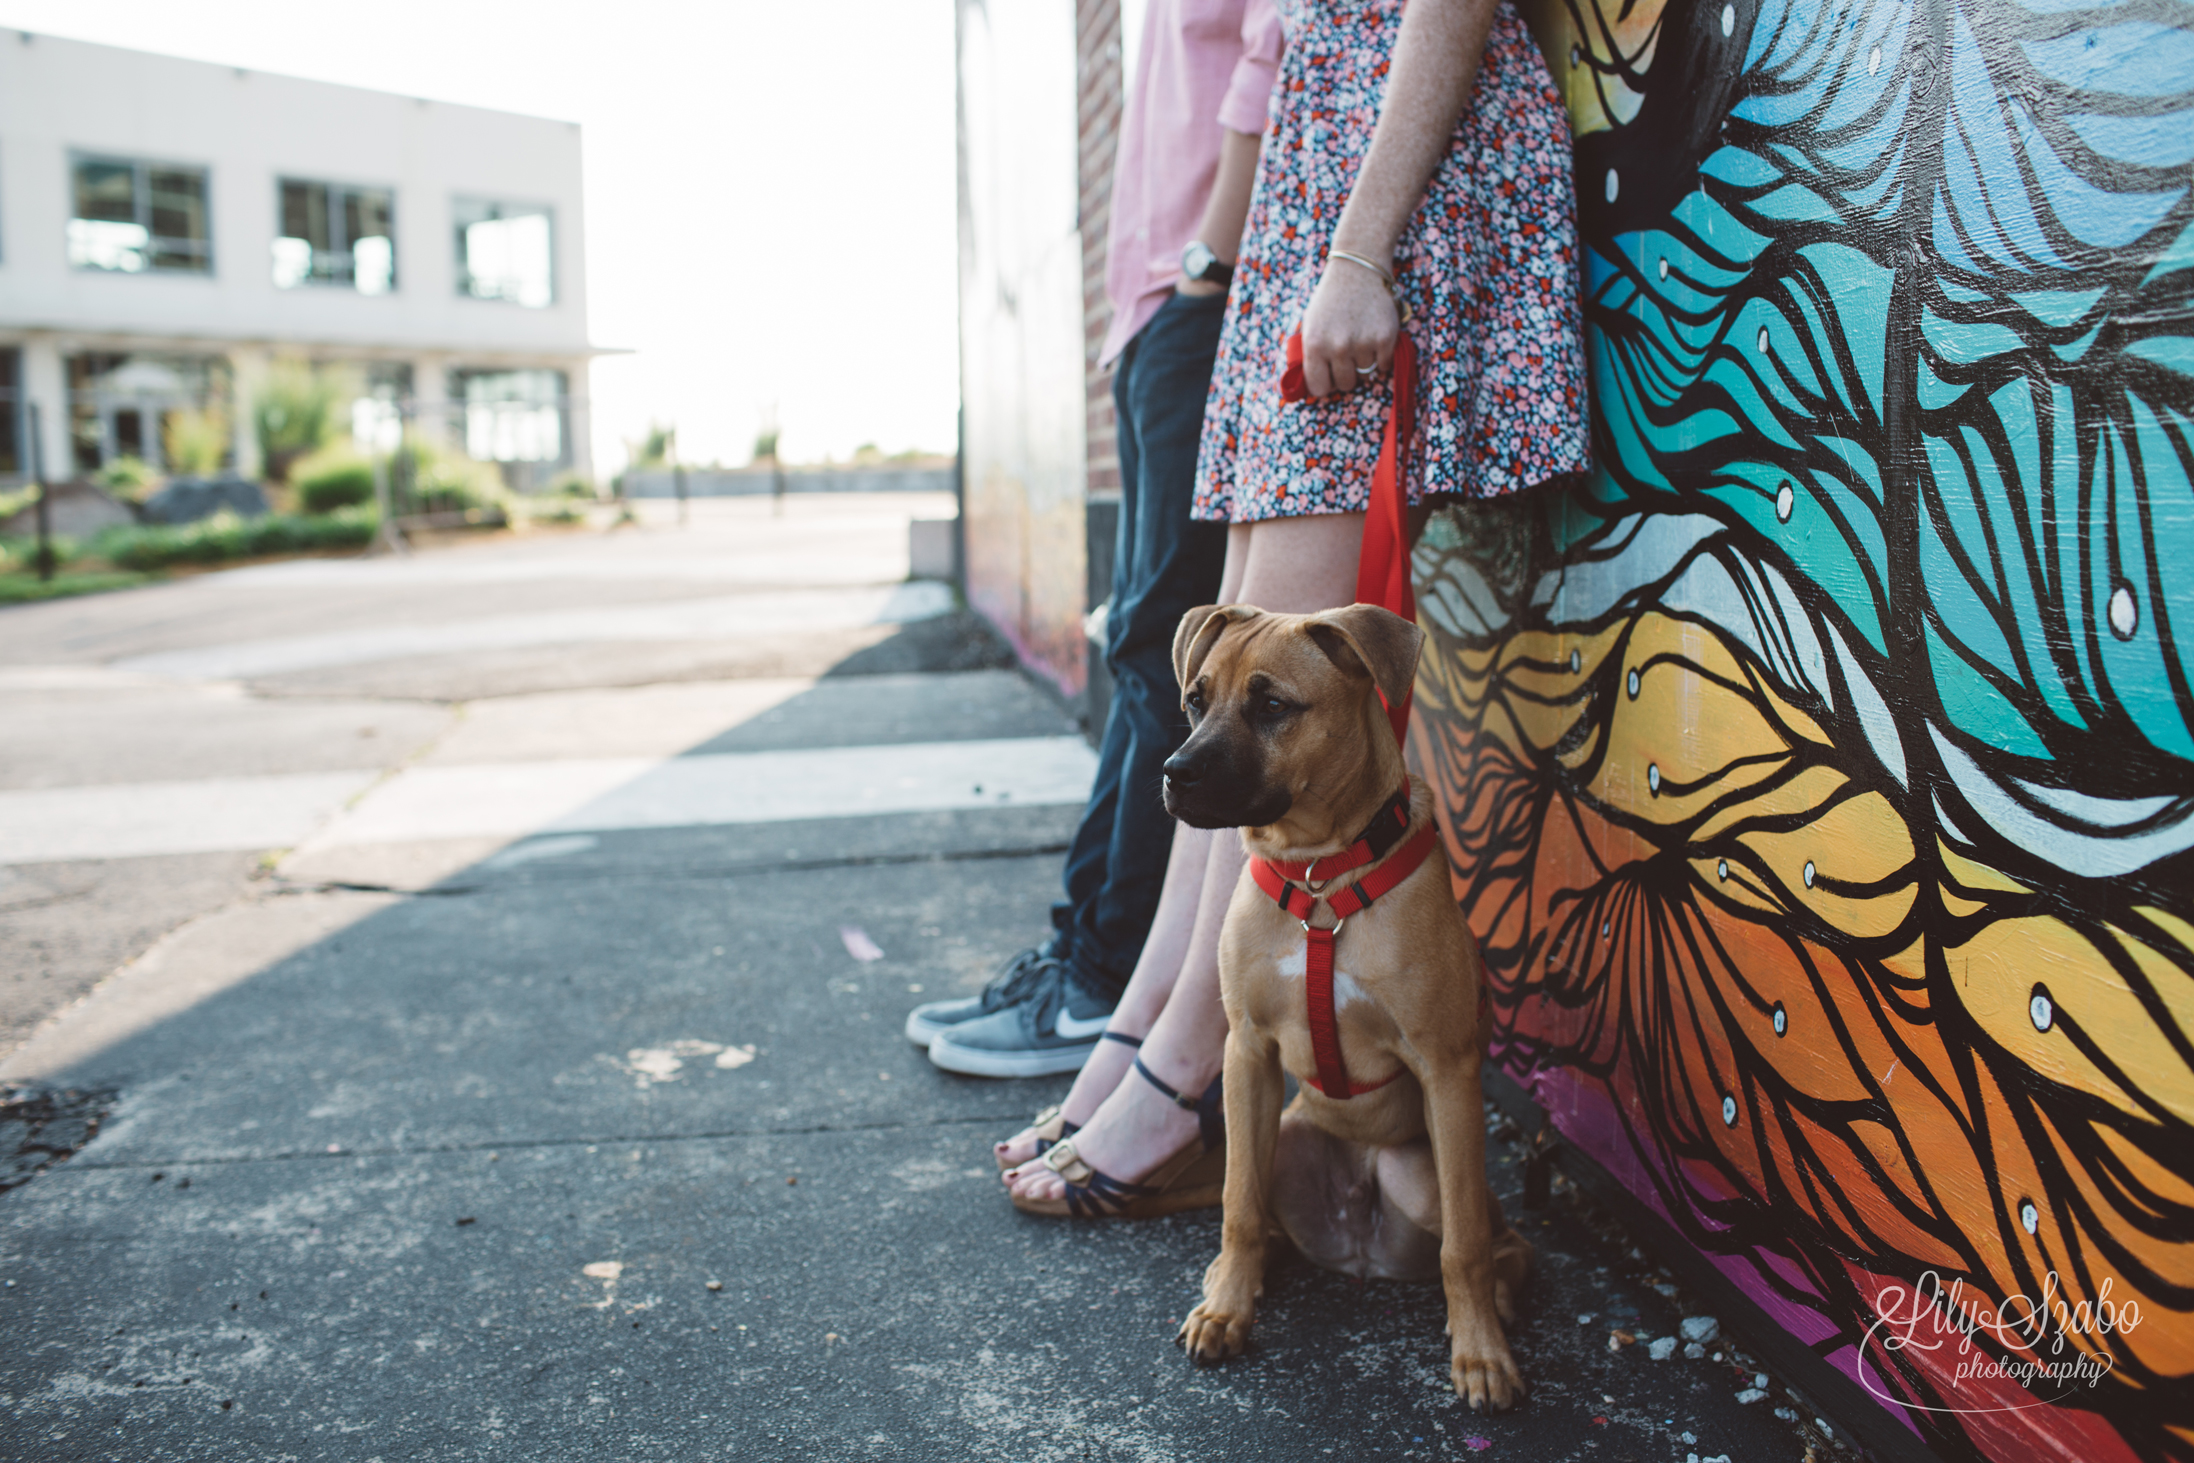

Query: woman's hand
left=1298, top=258, right=1398, bottom=398
left=1296, top=0, right=1497, bottom=398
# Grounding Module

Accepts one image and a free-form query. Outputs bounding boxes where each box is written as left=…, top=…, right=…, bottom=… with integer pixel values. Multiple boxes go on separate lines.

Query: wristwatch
left=1182, top=240, right=1234, bottom=288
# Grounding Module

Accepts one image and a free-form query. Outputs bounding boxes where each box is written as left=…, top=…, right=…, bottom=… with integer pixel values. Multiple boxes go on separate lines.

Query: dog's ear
left=1173, top=605, right=1260, bottom=693
left=1303, top=605, right=1424, bottom=712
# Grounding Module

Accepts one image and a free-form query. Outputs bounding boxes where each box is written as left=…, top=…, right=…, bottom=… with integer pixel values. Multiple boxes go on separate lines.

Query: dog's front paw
left=1449, top=1334, right=1525, bottom=1412
left=1175, top=1299, right=1253, bottom=1365
left=1176, top=1249, right=1262, bottom=1364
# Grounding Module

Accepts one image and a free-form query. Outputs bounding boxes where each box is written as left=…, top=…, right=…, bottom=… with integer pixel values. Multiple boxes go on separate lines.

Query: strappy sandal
left=993, top=1030, right=1143, bottom=1171
left=1009, top=1057, right=1225, bottom=1219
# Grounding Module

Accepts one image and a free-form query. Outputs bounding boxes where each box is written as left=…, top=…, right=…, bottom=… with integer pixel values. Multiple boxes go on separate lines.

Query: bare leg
left=1228, top=513, right=1365, bottom=615
left=993, top=821, right=1212, bottom=1167
left=1006, top=513, right=1363, bottom=1201
left=1217, top=522, right=1252, bottom=605
left=992, top=527, right=1255, bottom=1166
left=1006, top=829, right=1239, bottom=1197
left=994, top=525, right=1255, bottom=1168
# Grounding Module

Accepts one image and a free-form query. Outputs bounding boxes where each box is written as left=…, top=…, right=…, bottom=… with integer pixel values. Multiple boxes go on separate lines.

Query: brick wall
left=1075, top=0, right=1123, bottom=512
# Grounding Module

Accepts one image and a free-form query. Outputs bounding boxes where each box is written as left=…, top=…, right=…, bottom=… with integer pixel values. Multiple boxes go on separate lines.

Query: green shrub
left=548, top=472, right=597, bottom=500
left=0, top=485, right=40, bottom=523
left=0, top=533, right=82, bottom=571
left=295, top=452, right=376, bottom=514
left=520, top=499, right=585, bottom=526
left=0, top=570, right=150, bottom=604
left=92, top=507, right=378, bottom=572
left=95, top=456, right=163, bottom=504
left=393, top=437, right=509, bottom=516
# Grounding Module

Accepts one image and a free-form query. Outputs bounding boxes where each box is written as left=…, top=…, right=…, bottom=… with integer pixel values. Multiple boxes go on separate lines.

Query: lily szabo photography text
left=1865, top=1270, right=2143, bottom=1409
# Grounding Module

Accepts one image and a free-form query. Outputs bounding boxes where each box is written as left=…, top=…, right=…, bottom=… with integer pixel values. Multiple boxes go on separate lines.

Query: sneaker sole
left=928, top=1034, right=1097, bottom=1078
left=904, top=1011, right=952, bottom=1048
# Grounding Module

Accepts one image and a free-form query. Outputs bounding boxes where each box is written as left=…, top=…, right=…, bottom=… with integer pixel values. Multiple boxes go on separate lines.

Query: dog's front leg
left=1423, top=1051, right=1525, bottom=1410
left=1177, top=1022, right=1284, bottom=1364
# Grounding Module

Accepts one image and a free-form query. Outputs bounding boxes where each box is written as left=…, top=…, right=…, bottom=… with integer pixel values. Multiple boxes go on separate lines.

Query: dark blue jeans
left=1054, top=291, right=1230, bottom=1004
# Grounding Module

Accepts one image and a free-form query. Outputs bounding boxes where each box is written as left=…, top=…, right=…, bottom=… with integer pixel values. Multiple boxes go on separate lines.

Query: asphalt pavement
left=0, top=498, right=1847, bottom=1461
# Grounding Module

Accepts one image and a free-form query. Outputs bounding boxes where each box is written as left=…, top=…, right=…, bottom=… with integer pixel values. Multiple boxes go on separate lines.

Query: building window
left=451, top=368, right=566, bottom=464
left=453, top=198, right=553, bottom=307
left=67, top=353, right=232, bottom=475
left=68, top=156, right=213, bottom=274
left=274, top=180, right=396, bottom=293
left=0, top=349, right=21, bottom=478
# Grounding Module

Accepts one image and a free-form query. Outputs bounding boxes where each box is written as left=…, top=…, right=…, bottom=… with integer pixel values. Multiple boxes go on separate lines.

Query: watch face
left=1183, top=241, right=1216, bottom=280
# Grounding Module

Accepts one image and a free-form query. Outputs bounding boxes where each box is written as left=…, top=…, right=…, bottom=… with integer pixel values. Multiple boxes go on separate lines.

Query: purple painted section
left=1516, top=1062, right=1915, bottom=1426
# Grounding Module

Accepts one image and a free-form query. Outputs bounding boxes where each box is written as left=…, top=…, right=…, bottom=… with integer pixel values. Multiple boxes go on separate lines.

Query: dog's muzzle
left=1162, top=741, right=1289, bottom=830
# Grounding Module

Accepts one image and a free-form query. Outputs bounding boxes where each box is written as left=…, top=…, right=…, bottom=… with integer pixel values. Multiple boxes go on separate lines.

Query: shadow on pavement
left=818, top=610, right=1021, bottom=681
left=0, top=621, right=1847, bottom=1463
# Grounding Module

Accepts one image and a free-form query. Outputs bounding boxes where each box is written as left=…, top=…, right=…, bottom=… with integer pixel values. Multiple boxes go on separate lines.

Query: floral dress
left=1193, top=0, right=1589, bottom=522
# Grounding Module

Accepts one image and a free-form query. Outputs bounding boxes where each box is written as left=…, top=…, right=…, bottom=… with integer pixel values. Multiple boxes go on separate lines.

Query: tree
left=254, top=359, right=351, bottom=483
left=164, top=409, right=230, bottom=477
left=628, top=421, right=677, bottom=470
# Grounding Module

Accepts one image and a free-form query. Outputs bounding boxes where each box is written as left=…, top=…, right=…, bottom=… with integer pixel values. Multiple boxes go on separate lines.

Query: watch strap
left=1184, top=241, right=1234, bottom=287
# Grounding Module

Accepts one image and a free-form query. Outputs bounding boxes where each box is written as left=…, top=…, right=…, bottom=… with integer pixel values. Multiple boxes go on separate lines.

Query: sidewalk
left=0, top=503, right=1841, bottom=1461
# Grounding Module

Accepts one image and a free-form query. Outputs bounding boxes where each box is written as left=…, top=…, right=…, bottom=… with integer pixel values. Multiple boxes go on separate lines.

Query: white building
left=0, top=30, right=602, bottom=490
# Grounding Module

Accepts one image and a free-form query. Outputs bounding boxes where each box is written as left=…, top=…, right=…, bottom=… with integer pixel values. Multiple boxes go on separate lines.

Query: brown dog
left=1161, top=602, right=1531, bottom=1411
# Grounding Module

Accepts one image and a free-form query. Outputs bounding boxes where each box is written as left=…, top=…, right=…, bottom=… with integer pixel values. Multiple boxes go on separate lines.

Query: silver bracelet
left=1328, top=249, right=1396, bottom=290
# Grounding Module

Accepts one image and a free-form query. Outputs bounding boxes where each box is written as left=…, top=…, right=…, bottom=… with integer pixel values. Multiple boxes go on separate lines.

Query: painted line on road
left=309, top=736, right=1099, bottom=847
left=0, top=736, right=1098, bottom=866
left=209, top=549, right=923, bottom=590
left=110, top=581, right=956, bottom=682
left=0, top=771, right=379, bottom=865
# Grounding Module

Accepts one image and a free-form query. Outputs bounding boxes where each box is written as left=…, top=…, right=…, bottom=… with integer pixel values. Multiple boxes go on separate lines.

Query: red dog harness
left=1250, top=783, right=1437, bottom=1098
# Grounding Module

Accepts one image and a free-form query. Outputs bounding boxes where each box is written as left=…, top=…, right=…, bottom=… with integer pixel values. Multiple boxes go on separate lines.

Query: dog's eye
left=1185, top=691, right=1206, bottom=714
left=1261, top=696, right=1288, bottom=717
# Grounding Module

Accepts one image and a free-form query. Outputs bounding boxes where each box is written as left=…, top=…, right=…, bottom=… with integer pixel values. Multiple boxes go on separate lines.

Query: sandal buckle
left=1039, top=1138, right=1091, bottom=1185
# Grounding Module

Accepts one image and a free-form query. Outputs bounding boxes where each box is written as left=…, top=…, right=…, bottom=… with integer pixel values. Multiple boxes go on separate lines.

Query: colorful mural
left=1410, top=1, right=2194, bottom=1459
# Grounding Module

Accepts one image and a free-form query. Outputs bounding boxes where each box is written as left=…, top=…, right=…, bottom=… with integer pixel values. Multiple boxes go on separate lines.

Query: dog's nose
left=1162, top=751, right=1203, bottom=787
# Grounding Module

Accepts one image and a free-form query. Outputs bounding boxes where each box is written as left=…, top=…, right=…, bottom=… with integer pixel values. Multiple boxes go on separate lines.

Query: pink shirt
left=1099, top=0, right=1283, bottom=366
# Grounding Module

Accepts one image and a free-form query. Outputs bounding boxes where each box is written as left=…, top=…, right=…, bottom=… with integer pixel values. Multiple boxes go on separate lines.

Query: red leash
left=1280, top=321, right=1417, bottom=745
left=1256, top=310, right=1426, bottom=1098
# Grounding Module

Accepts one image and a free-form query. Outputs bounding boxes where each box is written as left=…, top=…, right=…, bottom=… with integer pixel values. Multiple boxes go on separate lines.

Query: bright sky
left=0, top=1, right=961, bottom=476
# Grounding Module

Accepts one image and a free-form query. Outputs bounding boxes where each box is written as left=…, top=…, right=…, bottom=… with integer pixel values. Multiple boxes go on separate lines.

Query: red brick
left=1076, top=0, right=1125, bottom=499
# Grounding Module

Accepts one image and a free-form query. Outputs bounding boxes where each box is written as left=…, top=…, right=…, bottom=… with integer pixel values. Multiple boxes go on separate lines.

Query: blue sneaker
left=926, top=973, right=1116, bottom=1078
left=903, top=945, right=1061, bottom=1048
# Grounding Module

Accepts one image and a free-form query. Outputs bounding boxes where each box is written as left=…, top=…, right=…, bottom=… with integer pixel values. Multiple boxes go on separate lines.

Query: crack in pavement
left=56, top=1111, right=1017, bottom=1172
left=266, top=838, right=1076, bottom=896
